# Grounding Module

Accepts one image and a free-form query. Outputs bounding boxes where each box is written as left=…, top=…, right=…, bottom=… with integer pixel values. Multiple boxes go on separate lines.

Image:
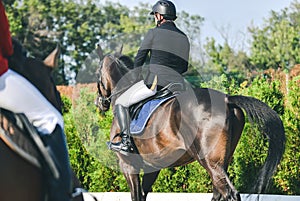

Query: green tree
left=6, top=0, right=206, bottom=85
left=203, top=39, right=252, bottom=84
left=249, top=2, right=300, bottom=70
left=6, top=0, right=131, bottom=84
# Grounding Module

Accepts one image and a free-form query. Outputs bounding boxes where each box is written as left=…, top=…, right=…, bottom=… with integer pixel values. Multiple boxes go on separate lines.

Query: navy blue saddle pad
left=129, top=95, right=175, bottom=135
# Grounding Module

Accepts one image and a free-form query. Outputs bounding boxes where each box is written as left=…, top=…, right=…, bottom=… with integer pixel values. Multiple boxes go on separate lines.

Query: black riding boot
left=41, top=125, right=72, bottom=201
left=107, top=104, right=134, bottom=155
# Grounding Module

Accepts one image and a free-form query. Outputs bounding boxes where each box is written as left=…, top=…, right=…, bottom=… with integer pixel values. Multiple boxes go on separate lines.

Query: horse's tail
left=227, top=95, right=285, bottom=193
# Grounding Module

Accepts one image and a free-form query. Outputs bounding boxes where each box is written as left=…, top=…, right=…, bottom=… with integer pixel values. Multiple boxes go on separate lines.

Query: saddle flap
left=0, top=108, right=59, bottom=179
left=0, top=108, right=40, bottom=166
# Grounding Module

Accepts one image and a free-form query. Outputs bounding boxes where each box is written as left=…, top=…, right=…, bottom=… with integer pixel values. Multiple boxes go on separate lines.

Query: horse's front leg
left=118, top=154, right=144, bottom=201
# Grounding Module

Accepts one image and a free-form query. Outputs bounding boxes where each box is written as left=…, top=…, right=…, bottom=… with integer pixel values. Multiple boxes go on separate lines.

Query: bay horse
left=94, top=46, right=286, bottom=201
left=0, top=39, right=85, bottom=201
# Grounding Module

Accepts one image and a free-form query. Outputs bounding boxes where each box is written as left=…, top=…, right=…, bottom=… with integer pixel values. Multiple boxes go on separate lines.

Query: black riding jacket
left=134, top=21, right=190, bottom=87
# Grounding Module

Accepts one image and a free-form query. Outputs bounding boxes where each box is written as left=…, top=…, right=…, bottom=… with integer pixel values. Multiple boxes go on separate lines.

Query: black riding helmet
left=150, top=0, right=177, bottom=21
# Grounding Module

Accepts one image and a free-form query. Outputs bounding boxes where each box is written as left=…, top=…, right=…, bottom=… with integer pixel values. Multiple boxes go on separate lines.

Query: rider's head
left=150, top=0, right=177, bottom=25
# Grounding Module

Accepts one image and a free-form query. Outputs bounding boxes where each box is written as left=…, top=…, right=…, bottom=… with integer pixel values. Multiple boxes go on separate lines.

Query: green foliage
left=240, top=76, right=285, bottom=115
left=153, top=163, right=212, bottom=193
left=249, top=5, right=300, bottom=70
left=153, top=167, right=189, bottom=192
left=202, top=38, right=253, bottom=83
left=229, top=123, right=269, bottom=192
left=61, top=95, right=72, bottom=114
left=200, top=73, right=240, bottom=94
left=275, top=76, right=300, bottom=194
left=63, top=87, right=120, bottom=191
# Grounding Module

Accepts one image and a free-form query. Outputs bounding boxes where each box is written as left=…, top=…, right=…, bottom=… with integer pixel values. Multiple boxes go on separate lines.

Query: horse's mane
left=109, top=53, right=133, bottom=72
left=119, top=55, right=134, bottom=69
left=114, top=53, right=141, bottom=84
left=97, top=52, right=141, bottom=101
left=99, top=53, right=133, bottom=79
left=8, top=37, right=27, bottom=73
left=12, top=37, right=27, bottom=58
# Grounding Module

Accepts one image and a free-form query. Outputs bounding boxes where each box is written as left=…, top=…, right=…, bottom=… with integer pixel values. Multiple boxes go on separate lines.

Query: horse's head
left=94, top=44, right=134, bottom=112
left=8, top=40, right=63, bottom=113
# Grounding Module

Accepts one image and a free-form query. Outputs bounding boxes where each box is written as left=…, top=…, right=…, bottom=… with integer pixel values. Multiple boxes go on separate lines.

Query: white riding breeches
left=115, top=80, right=156, bottom=107
left=0, top=69, right=64, bottom=135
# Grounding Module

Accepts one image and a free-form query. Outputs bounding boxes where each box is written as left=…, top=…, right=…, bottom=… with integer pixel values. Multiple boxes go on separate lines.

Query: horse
left=0, top=39, right=86, bottom=201
left=94, top=46, right=286, bottom=201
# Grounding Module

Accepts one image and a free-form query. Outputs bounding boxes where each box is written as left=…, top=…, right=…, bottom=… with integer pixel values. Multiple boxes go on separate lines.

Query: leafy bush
left=275, top=76, right=300, bottom=194
left=63, top=89, right=120, bottom=191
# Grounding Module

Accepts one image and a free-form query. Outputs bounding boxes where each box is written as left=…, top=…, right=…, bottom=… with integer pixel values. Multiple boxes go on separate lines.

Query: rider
left=0, top=1, right=72, bottom=200
left=107, top=0, right=190, bottom=154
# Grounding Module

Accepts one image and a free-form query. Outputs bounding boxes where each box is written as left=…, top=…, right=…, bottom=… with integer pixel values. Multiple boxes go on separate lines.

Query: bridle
left=95, top=58, right=112, bottom=111
left=95, top=54, right=133, bottom=111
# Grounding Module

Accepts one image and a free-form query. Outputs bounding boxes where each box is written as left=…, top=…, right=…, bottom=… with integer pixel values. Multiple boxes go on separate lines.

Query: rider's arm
left=134, top=29, right=153, bottom=68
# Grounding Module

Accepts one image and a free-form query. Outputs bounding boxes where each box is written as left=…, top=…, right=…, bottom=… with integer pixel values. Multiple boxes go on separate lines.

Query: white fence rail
left=83, top=192, right=300, bottom=201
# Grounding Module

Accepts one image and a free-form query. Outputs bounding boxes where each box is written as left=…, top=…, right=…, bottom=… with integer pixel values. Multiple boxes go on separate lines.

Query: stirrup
left=106, top=134, right=134, bottom=155
left=106, top=141, right=134, bottom=155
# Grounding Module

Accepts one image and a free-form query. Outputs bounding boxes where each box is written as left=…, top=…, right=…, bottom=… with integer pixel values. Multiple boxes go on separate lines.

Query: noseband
left=95, top=83, right=111, bottom=110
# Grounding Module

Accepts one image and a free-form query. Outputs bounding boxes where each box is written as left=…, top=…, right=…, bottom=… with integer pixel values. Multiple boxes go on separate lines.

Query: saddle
left=128, top=83, right=183, bottom=135
left=0, top=108, right=59, bottom=179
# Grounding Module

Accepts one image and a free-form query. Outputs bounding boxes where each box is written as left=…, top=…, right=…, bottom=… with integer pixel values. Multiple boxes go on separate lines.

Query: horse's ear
left=44, top=44, right=60, bottom=68
left=96, top=43, right=104, bottom=60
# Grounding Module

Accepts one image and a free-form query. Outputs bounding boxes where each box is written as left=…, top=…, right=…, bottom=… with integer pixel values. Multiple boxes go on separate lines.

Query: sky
left=105, top=0, right=295, bottom=48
